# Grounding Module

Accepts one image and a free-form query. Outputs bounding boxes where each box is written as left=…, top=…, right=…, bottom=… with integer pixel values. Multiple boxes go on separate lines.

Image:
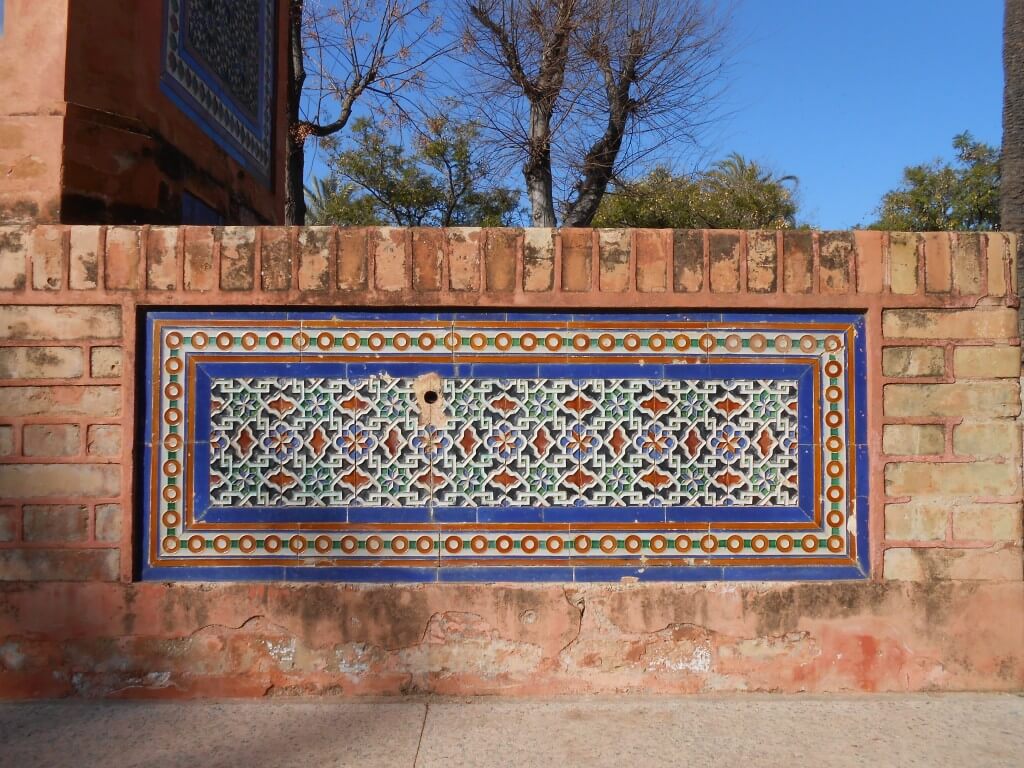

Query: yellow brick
left=0, top=386, right=120, bottom=417
left=885, top=461, right=1021, bottom=497
left=889, top=233, right=920, bottom=294
left=953, top=345, right=1020, bottom=378
left=885, top=502, right=947, bottom=541
left=985, top=233, right=1014, bottom=297
left=0, top=464, right=120, bottom=499
left=884, top=381, right=1020, bottom=419
left=952, top=504, right=1023, bottom=542
left=883, top=424, right=944, bottom=456
left=952, top=422, right=1022, bottom=460
left=0, top=347, right=83, bottom=379
left=882, top=346, right=945, bottom=378
left=884, top=546, right=1022, bottom=581
left=0, top=305, right=121, bottom=340
left=882, top=308, right=1018, bottom=340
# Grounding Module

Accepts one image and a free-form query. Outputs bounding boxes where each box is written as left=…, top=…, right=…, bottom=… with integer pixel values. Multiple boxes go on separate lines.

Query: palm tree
left=1002, top=0, right=1024, bottom=232
left=700, top=153, right=798, bottom=229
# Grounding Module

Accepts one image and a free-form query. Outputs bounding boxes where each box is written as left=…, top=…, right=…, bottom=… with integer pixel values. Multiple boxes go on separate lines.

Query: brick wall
left=0, top=225, right=1020, bottom=696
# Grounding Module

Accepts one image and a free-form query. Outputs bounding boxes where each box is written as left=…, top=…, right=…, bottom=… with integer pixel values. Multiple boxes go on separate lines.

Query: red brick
left=952, top=233, right=983, bottom=295
left=22, top=424, right=81, bottom=457
left=708, top=231, right=741, bottom=293
left=337, top=228, right=368, bottom=291
left=598, top=229, right=630, bottom=292
left=146, top=227, right=179, bottom=291
left=673, top=230, right=704, bottom=292
left=561, top=229, right=593, bottom=292
left=447, top=229, right=481, bottom=291
left=219, top=227, right=256, bottom=291
left=818, top=232, right=853, bottom=294
left=297, top=227, right=332, bottom=291
left=0, top=549, right=119, bottom=582
left=523, top=229, right=555, bottom=292
left=94, top=504, right=121, bottom=543
left=104, top=226, right=141, bottom=290
left=22, top=505, right=89, bottom=542
left=924, top=232, right=952, bottom=293
left=0, top=227, right=28, bottom=291
left=485, top=229, right=519, bottom=292
left=183, top=227, right=216, bottom=291
left=372, top=228, right=409, bottom=291
left=854, top=230, right=884, bottom=293
left=68, top=226, right=101, bottom=290
left=747, top=231, right=777, bottom=293
left=31, top=226, right=64, bottom=291
left=783, top=231, right=813, bottom=293
left=261, top=227, right=292, bottom=291
left=413, top=228, right=444, bottom=292
left=635, top=230, right=669, bottom=293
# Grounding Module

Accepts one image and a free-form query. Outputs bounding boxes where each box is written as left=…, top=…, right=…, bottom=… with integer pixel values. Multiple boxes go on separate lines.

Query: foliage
left=592, top=155, right=799, bottom=229
left=869, top=133, right=1001, bottom=231
left=314, top=116, right=521, bottom=226
left=305, top=177, right=382, bottom=226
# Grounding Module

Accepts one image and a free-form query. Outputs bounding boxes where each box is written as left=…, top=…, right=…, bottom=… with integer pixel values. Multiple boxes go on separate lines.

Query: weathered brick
left=0, top=426, right=13, bottom=456
left=953, top=345, right=1020, bottom=379
left=22, top=504, right=89, bottom=542
left=0, top=306, right=121, bottom=341
left=884, top=546, right=1021, bottom=581
left=635, top=230, right=669, bottom=292
left=412, top=228, right=444, bottom=292
left=884, top=381, right=1019, bottom=419
left=818, top=232, right=852, bottom=294
left=372, top=228, right=409, bottom=291
left=447, top=229, right=481, bottom=291
left=889, top=233, right=920, bottom=294
left=484, top=228, right=519, bottom=292
left=598, top=229, right=630, bottom=291
left=985, top=233, right=1013, bottom=297
left=23, top=424, right=81, bottom=457
left=0, top=549, right=119, bottom=582
left=336, top=228, right=367, bottom=291
left=0, top=386, right=121, bottom=418
left=782, top=231, right=813, bottom=293
left=882, top=346, right=945, bottom=378
left=747, top=231, right=777, bottom=293
left=105, top=226, right=141, bottom=290
left=561, top=229, right=593, bottom=292
left=523, top=229, right=555, bottom=292
left=673, top=230, right=703, bottom=292
left=884, top=502, right=947, bottom=541
left=183, top=227, right=216, bottom=291
left=95, top=503, right=122, bottom=543
left=0, top=507, right=16, bottom=542
left=297, top=227, right=332, bottom=291
left=885, top=461, right=1021, bottom=497
left=923, top=232, right=952, bottom=293
left=0, top=227, right=28, bottom=290
left=69, top=226, right=101, bottom=290
left=952, top=232, right=983, bottom=295
left=220, top=227, right=256, bottom=290
left=31, top=226, right=64, bottom=291
left=708, top=231, right=741, bottom=293
left=90, top=347, right=122, bottom=379
left=0, top=464, right=120, bottom=499
left=952, top=503, right=1022, bottom=542
left=854, top=230, right=884, bottom=293
left=261, top=227, right=292, bottom=291
left=882, top=308, right=1018, bottom=340
left=883, top=424, right=944, bottom=456
left=0, top=347, right=83, bottom=379
left=146, top=227, right=179, bottom=291
left=952, top=421, right=1021, bottom=460
left=86, top=425, right=121, bottom=458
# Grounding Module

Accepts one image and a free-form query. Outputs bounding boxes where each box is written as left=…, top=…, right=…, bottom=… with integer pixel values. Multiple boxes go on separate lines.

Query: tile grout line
left=412, top=700, right=430, bottom=768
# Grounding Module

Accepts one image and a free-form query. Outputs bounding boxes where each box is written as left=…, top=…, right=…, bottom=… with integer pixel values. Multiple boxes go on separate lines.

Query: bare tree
left=286, top=0, right=445, bottom=225
left=463, top=0, right=728, bottom=227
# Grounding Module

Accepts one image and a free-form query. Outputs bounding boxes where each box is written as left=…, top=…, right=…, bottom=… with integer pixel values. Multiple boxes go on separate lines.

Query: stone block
left=952, top=233, right=983, bottom=295
left=884, top=381, right=1020, bottom=419
left=952, top=503, right=1023, bottom=542
left=68, top=226, right=101, bottom=290
left=884, top=502, right=947, bottom=541
left=952, top=422, right=1021, bottom=460
left=0, top=227, right=28, bottom=290
left=885, top=461, right=1021, bottom=498
left=883, top=424, right=944, bottom=456
left=183, top=227, right=216, bottom=291
left=0, top=549, right=119, bottom=582
left=95, top=503, right=122, bottom=543
left=146, top=227, right=179, bottom=291
left=337, top=228, right=367, bottom=291
left=854, top=230, right=884, bottom=293
left=953, top=345, right=1020, bottom=379
left=882, top=346, right=945, bottom=378
left=412, top=228, right=444, bottom=292
left=22, top=424, right=81, bottom=457
left=261, top=227, right=292, bottom=290
left=924, top=232, right=952, bottom=292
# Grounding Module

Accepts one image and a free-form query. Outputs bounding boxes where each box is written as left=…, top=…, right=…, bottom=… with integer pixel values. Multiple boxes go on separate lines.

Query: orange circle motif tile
left=546, top=536, right=564, bottom=554
left=827, top=536, right=845, bottom=553
left=190, top=331, right=208, bottom=349
left=341, top=535, right=359, bottom=554
left=572, top=333, right=590, bottom=351
left=574, top=535, right=592, bottom=553
left=799, top=335, right=817, bottom=353
left=391, top=536, right=410, bottom=554
left=264, top=535, right=282, bottom=553
left=291, top=332, right=310, bottom=350
left=416, top=535, right=434, bottom=554
left=801, top=535, right=819, bottom=552
left=445, top=536, right=463, bottom=554
left=521, top=536, right=540, bottom=554
left=544, top=333, right=563, bottom=351
left=774, top=335, right=792, bottom=353
left=161, top=511, right=180, bottom=528
left=624, top=535, right=642, bottom=553
left=495, top=535, right=514, bottom=554
left=470, top=332, right=489, bottom=351
left=825, top=386, right=843, bottom=403
left=164, top=357, right=183, bottom=374
left=495, top=333, right=513, bottom=351
left=393, top=333, right=412, bottom=350
left=649, top=535, right=668, bottom=553
left=471, top=535, right=489, bottom=554
left=266, top=332, right=284, bottom=350
left=599, top=535, right=618, bottom=553
left=315, top=536, right=333, bottom=554
left=623, top=333, right=642, bottom=351
left=418, top=332, right=436, bottom=350
left=164, top=382, right=183, bottom=400
left=674, top=535, right=692, bottom=553
left=520, top=333, right=538, bottom=351
left=444, top=332, right=461, bottom=350
left=242, top=332, right=259, bottom=350
left=163, top=434, right=183, bottom=451
left=776, top=535, right=794, bottom=553
left=365, top=535, right=384, bottom=554
left=825, top=411, right=843, bottom=428
left=648, top=334, right=667, bottom=351
left=316, top=332, right=336, bottom=351
left=165, top=332, right=184, bottom=349
left=367, top=332, right=386, bottom=351
left=216, top=332, right=234, bottom=349
left=342, top=332, right=360, bottom=351
left=750, top=535, right=769, bottom=553
left=827, top=511, right=845, bottom=528
left=213, top=535, right=231, bottom=553
left=726, top=535, right=744, bottom=553
left=826, top=436, right=844, bottom=452
left=162, top=536, right=180, bottom=553
left=724, top=334, right=742, bottom=352
left=748, top=334, right=767, bottom=352
left=673, top=334, right=691, bottom=351
left=700, top=535, right=718, bottom=553
left=824, top=360, right=843, bottom=378
left=827, top=461, right=844, bottom=478
left=598, top=333, right=616, bottom=351
left=188, top=535, right=206, bottom=553
left=238, top=535, right=257, bottom=554
left=699, top=334, right=716, bottom=352
left=827, top=486, right=845, bottom=503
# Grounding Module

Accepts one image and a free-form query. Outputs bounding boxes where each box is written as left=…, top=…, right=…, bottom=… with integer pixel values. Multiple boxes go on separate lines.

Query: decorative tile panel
left=161, top=0, right=276, bottom=181
left=142, top=313, right=869, bottom=581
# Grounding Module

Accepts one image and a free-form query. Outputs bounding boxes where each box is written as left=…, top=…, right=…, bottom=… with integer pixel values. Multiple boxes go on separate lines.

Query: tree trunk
left=284, top=0, right=307, bottom=226
left=1003, top=0, right=1024, bottom=232
left=524, top=105, right=557, bottom=227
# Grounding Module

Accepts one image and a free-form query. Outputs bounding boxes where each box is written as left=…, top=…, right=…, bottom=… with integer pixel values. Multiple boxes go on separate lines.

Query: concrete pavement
left=0, top=695, right=1021, bottom=767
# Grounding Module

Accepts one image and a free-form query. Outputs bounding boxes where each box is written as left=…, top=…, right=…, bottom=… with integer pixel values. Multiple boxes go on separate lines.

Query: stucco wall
left=0, top=226, right=1020, bottom=696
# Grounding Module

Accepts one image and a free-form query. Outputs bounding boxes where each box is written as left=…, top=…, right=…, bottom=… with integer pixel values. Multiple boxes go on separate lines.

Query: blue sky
left=307, top=0, right=1004, bottom=230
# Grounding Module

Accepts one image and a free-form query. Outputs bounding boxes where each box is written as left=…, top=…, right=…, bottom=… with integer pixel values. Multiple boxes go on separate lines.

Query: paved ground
left=0, top=695, right=1021, bottom=767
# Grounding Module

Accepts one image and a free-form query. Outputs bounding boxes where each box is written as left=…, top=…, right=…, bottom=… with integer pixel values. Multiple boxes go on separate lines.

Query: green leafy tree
left=870, top=133, right=1000, bottom=231
left=592, top=155, right=798, bottom=229
left=317, top=116, right=521, bottom=226
left=305, top=176, right=382, bottom=225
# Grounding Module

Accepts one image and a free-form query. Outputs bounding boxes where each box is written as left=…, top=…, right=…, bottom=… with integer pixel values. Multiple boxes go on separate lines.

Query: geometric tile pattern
left=142, top=312, right=869, bottom=582
left=160, top=0, right=276, bottom=181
